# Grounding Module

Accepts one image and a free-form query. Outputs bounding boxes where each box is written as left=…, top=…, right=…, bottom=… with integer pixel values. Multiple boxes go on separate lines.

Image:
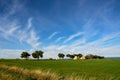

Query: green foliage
left=58, top=53, right=65, bottom=59
left=32, top=50, right=44, bottom=59
left=69, top=55, right=74, bottom=59
left=66, top=54, right=71, bottom=57
left=74, top=53, right=83, bottom=58
left=85, top=54, right=104, bottom=59
left=32, top=52, right=38, bottom=58
left=66, top=53, right=83, bottom=59
left=21, top=52, right=30, bottom=59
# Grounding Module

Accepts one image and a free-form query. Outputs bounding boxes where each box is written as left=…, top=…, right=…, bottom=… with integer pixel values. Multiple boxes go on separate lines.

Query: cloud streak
left=55, top=36, right=64, bottom=43
left=27, top=18, right=33, bottom=29
left=48, top=32, right=58, bottom=39
left=43, top=31, right=120, bottom=58
left=0, top=17, right=41, bottom=49
left=1, top=0, right=24, bottom=20
left=26, top=30, right=41, bottom=48
left=18, top=18, right=41, bottom=49
left=63, top=32, right=84, bottom=43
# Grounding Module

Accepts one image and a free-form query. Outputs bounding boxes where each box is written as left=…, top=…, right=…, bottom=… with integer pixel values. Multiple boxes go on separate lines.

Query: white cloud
left=0, top=41, right=120, bottom=59
left=0, top=1, right=41, bottom=48
left=2, top=0, right=25, bottom=20
left=65, top=32, right=120, bottom=56
left=0, top=49, right=37, bottom=59
left=97, top=45, right=120, bottom=57
left=0, top=1, right=40, bottom=48
left=43, top=45, right=68, bottom=58
left=0, top=17, right=41, bottom=49
left=70, top=38, right=86, bottom=47
left=26, top=30, right=41, bottom=48
left=27, top=18, right=33, bottom=29
left=17, top=18, right=41, bottom=49
left=48, top=32, right=58, bottom=39
left=0, top=49, right=24, bottom=59
left=42, top=32, right=120, bottom=58
left=101, top=32, right=120, bottom=42
left=84, top=32, right=120, bottom=47
left=55, top=36, right=64, bottom=43
left=0, top=21, right=19, bottom=40
left=43, top=45, right=60, bottom=58
left=63, top=32, right=84, bottom=43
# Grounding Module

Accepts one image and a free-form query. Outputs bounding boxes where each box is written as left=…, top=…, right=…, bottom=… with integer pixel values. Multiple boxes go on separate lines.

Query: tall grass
left=0, top=64, right=119, bottom=80
left=0, top=65, right=60, bottom=80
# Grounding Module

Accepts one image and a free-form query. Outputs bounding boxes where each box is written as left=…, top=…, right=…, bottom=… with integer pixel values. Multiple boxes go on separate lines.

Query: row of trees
left=58, top=53, right=104, bottom=59
left=85, top=54, right=104, bottom=59
left=21, top=51, right=104, bottom=60
left=58, top=53, right=83, bottom=59
left=21, top=50, right=44, bottom=60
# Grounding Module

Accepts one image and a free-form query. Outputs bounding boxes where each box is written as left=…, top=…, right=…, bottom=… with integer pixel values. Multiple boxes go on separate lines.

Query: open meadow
left=0, top=59, right=120, bottom=80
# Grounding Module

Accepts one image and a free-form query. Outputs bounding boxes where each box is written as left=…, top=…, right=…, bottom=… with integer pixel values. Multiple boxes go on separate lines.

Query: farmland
left=0, top=59, right=120, bottom=80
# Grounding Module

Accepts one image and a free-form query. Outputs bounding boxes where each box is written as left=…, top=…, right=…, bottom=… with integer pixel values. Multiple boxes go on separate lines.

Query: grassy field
left=0, top=59, right=120, bottom=80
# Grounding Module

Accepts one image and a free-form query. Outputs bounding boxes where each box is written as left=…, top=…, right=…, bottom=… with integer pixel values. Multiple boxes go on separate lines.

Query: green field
left=0, top=59, right=120, bottom=80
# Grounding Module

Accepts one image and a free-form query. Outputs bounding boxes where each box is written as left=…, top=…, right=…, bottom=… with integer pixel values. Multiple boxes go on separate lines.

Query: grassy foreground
left=0, top=59, right=120, bottom=80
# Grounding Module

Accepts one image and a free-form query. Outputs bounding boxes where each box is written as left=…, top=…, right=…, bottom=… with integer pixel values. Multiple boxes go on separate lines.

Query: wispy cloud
left=0, top=17, right=41, bottom=49
left=27, top=18, right=33, bottom=29
left=0, top=21, right=19, bottom=40
left=70, top=38, right=86, bottom=47
left=48, top=32, right=58, bottom=39
left=88, top=32, right=120, bottom=47
left=63, top=32, right=84, bottom=43
left=43, top=32, right=120, bottom=58
left=17, top=18, right=41, bottom=49
left=101, top=33, right=120, bottom=42
left=1, top=0, right=24, bottom=20
left=0, top=1, right=41, bottom=49
left=67, top=32, right=120, bottom=55
left=26, top=30, right=41, bottom=48
left=55, top=36, right=64, bottom=43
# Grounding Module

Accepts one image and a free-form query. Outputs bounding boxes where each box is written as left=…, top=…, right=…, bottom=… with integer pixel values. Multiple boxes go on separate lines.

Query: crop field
left=0, top=59, right=120, bottom=80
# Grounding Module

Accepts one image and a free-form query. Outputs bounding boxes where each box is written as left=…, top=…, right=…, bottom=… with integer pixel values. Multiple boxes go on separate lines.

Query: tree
left=66, top=54, right=75, bottom=59
left=66, top=54, right=71, bottom=58
left=77, top=53, right=83, bottom=58
left=32, top=52, right=38, bottom=59
left=58, top=53, right=65, bottom=59
left=93, top=55, right=104, bottom=59
left=69, top=55, right=75, bottom=59
left=21, top=52, right=30, bottom=59
left=74, top=53, right=83, bottom=58
left=32, top=50, right=44, bottom=60
left=85, top=54, right=94, bottom=59
left=85, top=54, right=104, bottom=59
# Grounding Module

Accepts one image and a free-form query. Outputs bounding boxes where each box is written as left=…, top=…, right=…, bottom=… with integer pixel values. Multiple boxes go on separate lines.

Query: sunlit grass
left=0, top=65, right=60, bottom=80
left=0, top=59, right=120, bottom=80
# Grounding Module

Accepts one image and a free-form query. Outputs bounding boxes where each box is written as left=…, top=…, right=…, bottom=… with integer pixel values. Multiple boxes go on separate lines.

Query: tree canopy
left=21, top=52, right=30, bottom=59
left=85, top=54, right=104, bottom=59
left=66, top=53, right=83, bottom=59
left=58, top=53, right=65, bottom=59
left=32, top=50, right=44, bottom=59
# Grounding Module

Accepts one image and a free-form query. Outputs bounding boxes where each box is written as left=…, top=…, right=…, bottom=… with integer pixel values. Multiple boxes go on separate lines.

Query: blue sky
left=0, top=0, right=120, bottom=58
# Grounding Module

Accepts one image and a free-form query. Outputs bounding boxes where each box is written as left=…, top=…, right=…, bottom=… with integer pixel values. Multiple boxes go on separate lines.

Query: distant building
left=73, top=56, right=78, bottom=60
left=80, top=56, right=86, bottom=60
left=73, top=56, right=86, bottom=60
